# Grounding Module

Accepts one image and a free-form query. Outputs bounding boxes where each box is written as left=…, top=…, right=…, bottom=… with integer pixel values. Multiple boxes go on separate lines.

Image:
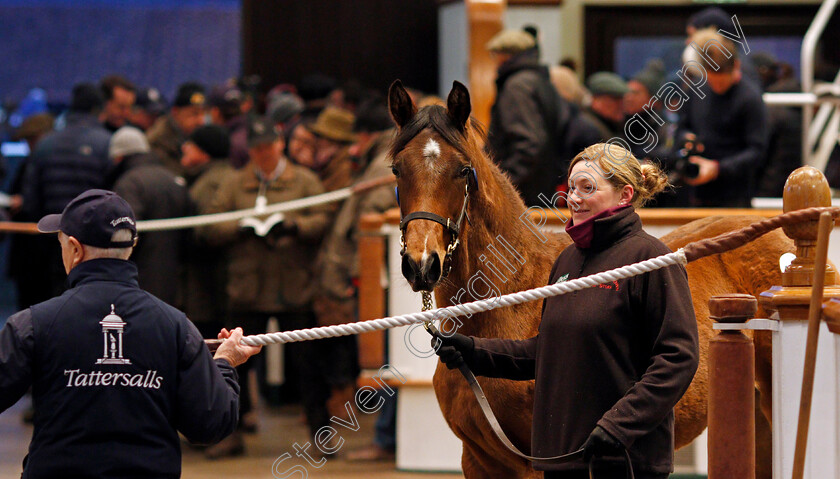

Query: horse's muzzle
left=401, top=251, right=442, bottom=292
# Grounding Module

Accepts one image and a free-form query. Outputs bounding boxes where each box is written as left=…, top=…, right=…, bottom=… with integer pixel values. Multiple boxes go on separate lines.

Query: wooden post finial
left=782, top=166, right=835, bottom=286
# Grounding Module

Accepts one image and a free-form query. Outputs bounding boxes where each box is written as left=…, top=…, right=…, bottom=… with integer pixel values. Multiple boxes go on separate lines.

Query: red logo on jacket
left=598, top=281, right=620, bottom=291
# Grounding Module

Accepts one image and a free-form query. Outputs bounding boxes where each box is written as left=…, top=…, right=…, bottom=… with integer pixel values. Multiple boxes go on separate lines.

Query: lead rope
left=422, top=290, right=635, bottom=478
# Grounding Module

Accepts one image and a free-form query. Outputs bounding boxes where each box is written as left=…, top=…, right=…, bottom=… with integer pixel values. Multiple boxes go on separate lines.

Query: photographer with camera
left=678, top=29, right=768, bottom=207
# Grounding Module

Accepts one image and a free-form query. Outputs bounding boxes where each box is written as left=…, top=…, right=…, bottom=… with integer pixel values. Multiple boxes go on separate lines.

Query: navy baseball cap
left=247, top=117, right=280, bottom=147
left=37, top=189, right=137, bottom=248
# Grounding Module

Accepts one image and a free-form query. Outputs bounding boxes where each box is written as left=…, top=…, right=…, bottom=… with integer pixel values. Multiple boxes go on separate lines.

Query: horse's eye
left=460, top=166, right=471, bottom=178
left=391, top=166, right=400, bottom=178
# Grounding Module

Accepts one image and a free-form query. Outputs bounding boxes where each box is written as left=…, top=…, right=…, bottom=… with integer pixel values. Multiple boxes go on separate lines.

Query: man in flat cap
left=0, top=189, right=261, bottom=477
left=622, top=59, right=672, bottom=161
left=486, top=29, right=570, bottom=206
left=583, top=71, right=629, bottom=142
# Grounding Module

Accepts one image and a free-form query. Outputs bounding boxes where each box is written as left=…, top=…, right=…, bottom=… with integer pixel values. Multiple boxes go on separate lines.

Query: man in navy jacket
left=21, top=83, right=113, bottom=299
left=0, top=189, right=261, bottom=478
left=679, top=29, right=768, bottom=207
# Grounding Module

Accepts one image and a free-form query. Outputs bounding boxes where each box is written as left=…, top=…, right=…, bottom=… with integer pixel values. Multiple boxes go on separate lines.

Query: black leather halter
left=398, top=171, right=472, bottom=278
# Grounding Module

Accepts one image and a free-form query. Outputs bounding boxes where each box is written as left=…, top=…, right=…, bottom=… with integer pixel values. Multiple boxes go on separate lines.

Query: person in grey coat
left=109, top=126, right=194, bottom=307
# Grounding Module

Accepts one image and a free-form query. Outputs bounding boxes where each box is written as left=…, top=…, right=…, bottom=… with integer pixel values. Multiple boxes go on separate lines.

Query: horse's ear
left=446, top=81, right=471, bottom=131
left=388, top=80, right=416, bottom=129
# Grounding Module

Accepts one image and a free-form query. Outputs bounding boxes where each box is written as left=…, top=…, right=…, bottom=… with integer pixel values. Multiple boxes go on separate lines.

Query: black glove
left=430, top=331, right=474, bottom=370
left=582, top=425, right=623, bottom=461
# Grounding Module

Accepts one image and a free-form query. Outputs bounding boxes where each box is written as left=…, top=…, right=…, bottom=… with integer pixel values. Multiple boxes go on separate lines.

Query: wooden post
left=708, top=294, right=757, bottom=479
left=760, top=166, right=840, bottom=479
left=357, top=213, right=387, bottom=369
left=466, top=0, right=504, bottom=126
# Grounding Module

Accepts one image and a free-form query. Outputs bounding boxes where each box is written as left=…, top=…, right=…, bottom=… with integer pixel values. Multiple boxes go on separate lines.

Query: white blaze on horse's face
left=395, top=130, right=467, bottom=291
left=423, top=138, right=441, bottom=165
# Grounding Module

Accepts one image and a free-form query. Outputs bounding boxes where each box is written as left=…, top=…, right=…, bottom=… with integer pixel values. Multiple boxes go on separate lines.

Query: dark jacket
left=112, top=153, right=194, bottom=307
left=147, top=115, right=197, bottom=179
left=226, top=115, right=250, bottom=169
left=7, top=156, right=60, bottom=309
left=20, top=112, right=113, bottom=299
left=582, top=108, right=623, bottom=142
left=0, top=259, right=239, bottom=478
left=756, top=79, right=802, bottom=197
left=679, top=79, right=768, bottom=206
left=22, top=112, right=112, bottom=218
left=469, top=208, right=699, bottom=473
left=487, top=51, right=565, bottom=207
left=184, top=159, right=235, bottom=323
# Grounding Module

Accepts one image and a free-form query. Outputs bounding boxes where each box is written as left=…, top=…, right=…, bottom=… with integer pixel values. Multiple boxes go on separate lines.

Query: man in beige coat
left=200, top=117, right=331, bottom=457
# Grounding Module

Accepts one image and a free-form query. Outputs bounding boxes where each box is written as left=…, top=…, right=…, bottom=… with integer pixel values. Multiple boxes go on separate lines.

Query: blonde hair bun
left=568, top=142, right=670, bottom=208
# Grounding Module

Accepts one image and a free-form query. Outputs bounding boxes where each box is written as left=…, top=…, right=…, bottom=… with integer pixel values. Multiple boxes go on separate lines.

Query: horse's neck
left=436, top=164, right=562, bottom=337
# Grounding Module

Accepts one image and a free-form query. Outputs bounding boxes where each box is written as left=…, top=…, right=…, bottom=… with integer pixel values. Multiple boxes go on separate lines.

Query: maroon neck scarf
left=565, top=204, right=631, bottom=249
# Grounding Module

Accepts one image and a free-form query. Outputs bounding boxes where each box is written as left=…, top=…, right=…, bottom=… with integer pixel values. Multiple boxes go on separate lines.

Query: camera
left=660, top=131, right=703, bottom=181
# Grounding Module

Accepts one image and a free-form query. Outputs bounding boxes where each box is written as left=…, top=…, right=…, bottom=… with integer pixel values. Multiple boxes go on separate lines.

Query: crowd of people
left=2, top=72, right=401, bottom=460
left=489, top=7, right=807, bottom=209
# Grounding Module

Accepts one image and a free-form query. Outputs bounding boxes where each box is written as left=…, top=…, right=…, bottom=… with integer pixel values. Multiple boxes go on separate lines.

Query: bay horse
left=388, top=80, right=789, bottom=478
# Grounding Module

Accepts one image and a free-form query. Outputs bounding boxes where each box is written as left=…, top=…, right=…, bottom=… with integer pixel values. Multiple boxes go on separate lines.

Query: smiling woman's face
left=568, top=161, right=627, bottom=223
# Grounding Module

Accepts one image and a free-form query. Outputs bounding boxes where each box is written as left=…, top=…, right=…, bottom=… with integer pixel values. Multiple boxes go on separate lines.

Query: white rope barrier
left=0, top=175, right=396, bottom=235
left=238, top=249, right=688, bottom=346
left=136, top=187, right=353, bottom=232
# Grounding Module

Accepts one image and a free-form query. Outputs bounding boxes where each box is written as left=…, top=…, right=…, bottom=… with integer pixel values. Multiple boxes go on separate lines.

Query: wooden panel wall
left=242, top=0, right=439, bottom=95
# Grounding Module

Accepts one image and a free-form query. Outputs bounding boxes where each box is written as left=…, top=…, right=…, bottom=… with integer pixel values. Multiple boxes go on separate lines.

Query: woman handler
left=434, top=143, right=699, bottom=479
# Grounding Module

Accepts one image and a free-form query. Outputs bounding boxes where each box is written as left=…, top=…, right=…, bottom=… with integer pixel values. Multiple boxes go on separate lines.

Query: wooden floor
left=0, top=397, right=463, bottom=479
left=0, top=396, right=705, bottom=478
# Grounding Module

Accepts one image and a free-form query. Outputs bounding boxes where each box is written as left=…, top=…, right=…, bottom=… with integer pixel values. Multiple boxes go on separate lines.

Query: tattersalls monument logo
left=96, top=304, right=131, bottom=365
left=64, top=304, right=164, bottom=389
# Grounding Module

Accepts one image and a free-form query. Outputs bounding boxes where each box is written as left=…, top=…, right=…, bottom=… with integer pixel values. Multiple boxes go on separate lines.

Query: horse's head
left=388, top=80, right=478, bottom=292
